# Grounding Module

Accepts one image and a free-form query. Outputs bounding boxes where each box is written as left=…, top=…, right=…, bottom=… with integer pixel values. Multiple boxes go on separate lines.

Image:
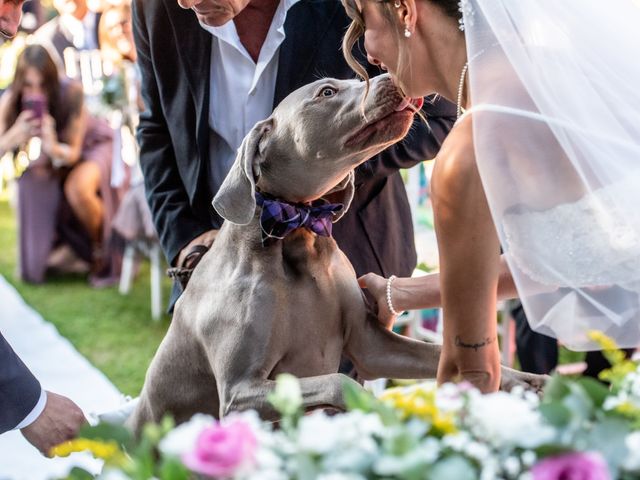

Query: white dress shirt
left=13, top=389, right=47, bottom=430
left=199, top=0, right=300, bottom=193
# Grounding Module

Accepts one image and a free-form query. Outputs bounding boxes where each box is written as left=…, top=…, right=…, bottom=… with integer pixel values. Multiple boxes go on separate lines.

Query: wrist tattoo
left=455, top=335, right=496, bottom=352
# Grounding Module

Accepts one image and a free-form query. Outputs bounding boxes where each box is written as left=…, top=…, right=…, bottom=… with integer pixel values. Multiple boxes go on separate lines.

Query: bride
left=343, top=0, right=640, bottom=392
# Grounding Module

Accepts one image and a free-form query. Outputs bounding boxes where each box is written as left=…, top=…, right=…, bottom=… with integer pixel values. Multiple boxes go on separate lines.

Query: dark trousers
left=512, top=302, right=634, bottom=378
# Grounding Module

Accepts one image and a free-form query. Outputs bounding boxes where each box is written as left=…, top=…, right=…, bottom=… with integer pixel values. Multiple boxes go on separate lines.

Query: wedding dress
left=463, top=0, right=640, bottom=349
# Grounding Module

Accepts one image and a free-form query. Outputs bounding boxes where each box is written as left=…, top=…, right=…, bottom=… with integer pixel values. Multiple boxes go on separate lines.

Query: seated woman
left=0, top=44, right=117, bottom=285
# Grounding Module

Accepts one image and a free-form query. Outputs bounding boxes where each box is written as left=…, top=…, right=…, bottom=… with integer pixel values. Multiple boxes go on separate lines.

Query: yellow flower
left=588, top=330, right=629, bottom=373
left=49, top=438, right=126, bottom=465
left=615, top=401, right=640, bottom=416
left=588, top=331, right=618, bottom=352
left=380, top=384, right=458, bottom=435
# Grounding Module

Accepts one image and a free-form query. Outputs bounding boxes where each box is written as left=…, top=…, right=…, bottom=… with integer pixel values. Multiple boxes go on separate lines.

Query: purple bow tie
left=255, top=192, right=343, bottom=246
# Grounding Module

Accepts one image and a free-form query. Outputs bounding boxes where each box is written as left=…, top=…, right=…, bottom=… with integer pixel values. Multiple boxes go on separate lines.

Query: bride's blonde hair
left=341, top=0, right=461, bottom=98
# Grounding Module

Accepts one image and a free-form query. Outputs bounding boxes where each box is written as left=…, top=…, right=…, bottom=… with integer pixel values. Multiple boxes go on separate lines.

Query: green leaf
left=159, top=457, right=190, bottom=480
left=539, top=403, right=572, bottom=427
left=63, top=467, right=95, bottom=480
left=543, top=375, right=571, bottom=402
left=79, top=423, right=134, bottom=450
left=343, top=378, right=376, bottom=412
left=342, top=379, right=400, bottom=426
left=534, top=444, right=573, bottom=458
left=577, top=377, right=610, bottom=408
left=427, top=455, right=477, bottom=480
left=586, top=417, right=632, bottom=472
left=564, top=383, right=596, bottom=420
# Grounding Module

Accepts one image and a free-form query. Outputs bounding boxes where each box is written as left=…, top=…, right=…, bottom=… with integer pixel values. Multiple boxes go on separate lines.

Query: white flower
left=442, top=431, right=472, bottom=451
left=420, top=437, right=442, bottom=464
left=97, top=469, right=132, bottom=480
left=464, top=441, right=490, bottom=462
left=269, top=374, right=303, bottom=416
left=521, top=450, right=537, bottom=467
left=253, top=443, right=286, bottom=472
left=604, top=391, right=629, bottom=411
left=223, top=410, right=265, bottom=432
left=479, top=459, right=498, bottom=480
left=296, top=410, right=382, bottom=456
left=623, top=432, right=640, bottom=471
left=436, top=382, right=468, bottom=413
left=503, top=456, right=522, bottom=477
left=244, top=469, right=288, bottom=480
left=317, top=474, right=367, bottom=480
left=158, top=413, right=216, bottom=457
left=466, top=392, right=554, bottom=448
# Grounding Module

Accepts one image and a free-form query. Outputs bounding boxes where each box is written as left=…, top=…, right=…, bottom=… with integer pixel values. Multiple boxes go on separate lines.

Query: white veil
left=463, top=0, right=640, bottom=349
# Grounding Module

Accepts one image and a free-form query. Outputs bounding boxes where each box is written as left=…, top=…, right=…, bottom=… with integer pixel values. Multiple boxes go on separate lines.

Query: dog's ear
left=324, top=170, right=355, bottom=223
left=212, top=119, right=274, bottom=225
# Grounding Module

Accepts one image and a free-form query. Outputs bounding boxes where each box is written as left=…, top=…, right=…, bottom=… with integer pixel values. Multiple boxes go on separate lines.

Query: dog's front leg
left=344, top=314, right=547, bottom=393
left=344, top=316, right=442, bottom=381
left=220, top=373, right=363, bottom=419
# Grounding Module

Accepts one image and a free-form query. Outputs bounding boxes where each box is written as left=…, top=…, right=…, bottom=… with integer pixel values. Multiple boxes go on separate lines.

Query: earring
left=394, top=0, right=400, bottom=7
left=404, top=27, right=412, bottom=38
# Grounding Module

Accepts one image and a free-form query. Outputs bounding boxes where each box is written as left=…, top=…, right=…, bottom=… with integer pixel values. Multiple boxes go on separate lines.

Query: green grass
left=0, top=198, right=172, bottom=396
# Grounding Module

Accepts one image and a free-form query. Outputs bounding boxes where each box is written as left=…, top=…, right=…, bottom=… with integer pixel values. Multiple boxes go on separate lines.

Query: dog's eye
left=319, top=87, right=338, bottom=98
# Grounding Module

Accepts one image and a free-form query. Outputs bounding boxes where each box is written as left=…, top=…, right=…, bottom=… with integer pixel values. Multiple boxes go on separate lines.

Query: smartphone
left=21, top=94, right=48, bottom=120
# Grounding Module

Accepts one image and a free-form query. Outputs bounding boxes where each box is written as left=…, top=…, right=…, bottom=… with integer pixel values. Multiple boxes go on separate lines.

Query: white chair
left=119, top=239, right=163, bottom=321
left=113, top=183, right=163, bottom=321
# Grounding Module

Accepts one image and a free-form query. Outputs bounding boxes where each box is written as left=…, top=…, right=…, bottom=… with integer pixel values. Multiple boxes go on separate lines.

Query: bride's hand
left=358, top=273, right=396, bottom=330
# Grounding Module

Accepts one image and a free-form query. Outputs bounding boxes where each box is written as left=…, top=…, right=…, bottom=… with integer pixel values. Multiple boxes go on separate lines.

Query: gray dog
left=129, top=75, right=544, bottom=431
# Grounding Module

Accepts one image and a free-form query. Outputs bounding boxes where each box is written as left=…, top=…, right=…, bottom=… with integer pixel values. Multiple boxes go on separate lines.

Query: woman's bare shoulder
left=436, top=115, right=475, bottom=163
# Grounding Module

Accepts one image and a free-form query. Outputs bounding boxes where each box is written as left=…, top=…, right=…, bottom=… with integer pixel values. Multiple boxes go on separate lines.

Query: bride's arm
left=359, top=254, right=517, bottom=321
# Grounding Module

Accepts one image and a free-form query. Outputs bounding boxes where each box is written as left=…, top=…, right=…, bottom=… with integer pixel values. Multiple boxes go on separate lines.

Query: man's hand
left=176, top=229, right=219, bottom=267
left=20, top=391, right=87, bottom=456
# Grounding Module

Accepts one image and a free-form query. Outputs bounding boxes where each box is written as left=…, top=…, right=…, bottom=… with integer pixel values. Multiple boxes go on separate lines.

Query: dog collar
left=255, top=192, right=343, bottom=246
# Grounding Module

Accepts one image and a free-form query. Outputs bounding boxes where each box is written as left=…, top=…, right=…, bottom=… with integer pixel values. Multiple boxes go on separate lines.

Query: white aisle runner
left=0, top=275, right=123, bottom=480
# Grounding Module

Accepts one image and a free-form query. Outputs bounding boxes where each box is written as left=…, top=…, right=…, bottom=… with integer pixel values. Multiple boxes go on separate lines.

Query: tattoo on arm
left=455, top=335, right=497, bottom=352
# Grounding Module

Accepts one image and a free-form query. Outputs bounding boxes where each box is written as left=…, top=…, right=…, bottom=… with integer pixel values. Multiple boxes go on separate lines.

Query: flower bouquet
left=55, top=333, right=640, bottom=479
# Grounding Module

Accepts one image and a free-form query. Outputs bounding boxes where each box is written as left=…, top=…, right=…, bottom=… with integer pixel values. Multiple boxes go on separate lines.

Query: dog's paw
left=500, top=367, right=549, bottom=395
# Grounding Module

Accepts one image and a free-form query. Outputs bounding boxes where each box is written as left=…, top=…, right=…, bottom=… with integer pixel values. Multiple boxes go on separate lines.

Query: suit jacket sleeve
left=0, top=332, right=41, bottom=434
left=132, top=0, right=210, bottom=265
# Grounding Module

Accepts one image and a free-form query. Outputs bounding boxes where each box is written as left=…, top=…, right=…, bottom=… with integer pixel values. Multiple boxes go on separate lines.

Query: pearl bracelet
left=386, top=275, right=402, bottom=316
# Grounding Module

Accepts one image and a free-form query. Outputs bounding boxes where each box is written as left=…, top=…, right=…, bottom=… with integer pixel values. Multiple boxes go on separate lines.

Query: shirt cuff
left=14, top=389, right=47, bottom=430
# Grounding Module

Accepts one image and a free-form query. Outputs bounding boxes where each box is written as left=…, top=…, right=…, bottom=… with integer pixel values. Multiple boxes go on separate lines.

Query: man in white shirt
left=134, top=0, right=455, bottom=306
left=0, top=2, right=86, bottom=455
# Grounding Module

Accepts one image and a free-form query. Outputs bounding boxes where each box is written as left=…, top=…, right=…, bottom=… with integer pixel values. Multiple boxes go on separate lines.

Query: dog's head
left=213, top=74, right=422, bottom=225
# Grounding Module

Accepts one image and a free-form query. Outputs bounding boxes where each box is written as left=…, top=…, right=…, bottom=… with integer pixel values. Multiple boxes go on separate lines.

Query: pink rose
left=531, top=452, right=611, bottom=480
left=182, top=419, right=257, bottom=478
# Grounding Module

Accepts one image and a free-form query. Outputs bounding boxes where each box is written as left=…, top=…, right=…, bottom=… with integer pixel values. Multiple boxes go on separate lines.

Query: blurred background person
left=98, top=0, right=135, bottom=65
left=0, top=44, right=120, bottom=285
left=34, top=0, right=100, bottom=72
